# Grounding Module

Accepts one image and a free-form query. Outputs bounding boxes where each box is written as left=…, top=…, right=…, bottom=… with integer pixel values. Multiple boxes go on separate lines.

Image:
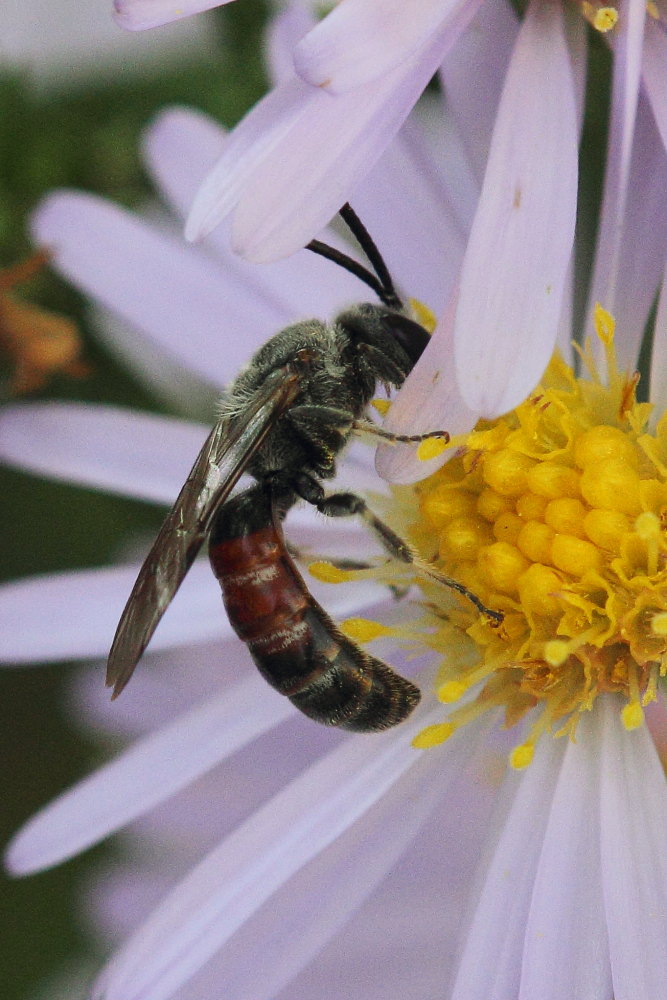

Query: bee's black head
left=335, top=302, right=431, bottom=393
left=379, top=311, right=430, bottom=366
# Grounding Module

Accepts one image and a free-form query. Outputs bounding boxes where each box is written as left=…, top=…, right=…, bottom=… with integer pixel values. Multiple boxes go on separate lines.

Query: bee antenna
left=306, top=239, right=397, bottom=307
left=338, top=203, right=401, bottom=309
left=305, top=204, right=403, bottom=311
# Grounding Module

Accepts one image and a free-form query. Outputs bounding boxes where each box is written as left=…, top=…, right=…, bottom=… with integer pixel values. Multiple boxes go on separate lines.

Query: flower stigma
left=318, top=305, right=667, bottom=767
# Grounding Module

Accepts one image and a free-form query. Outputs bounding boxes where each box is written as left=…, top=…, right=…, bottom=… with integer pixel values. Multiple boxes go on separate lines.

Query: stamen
left=412, top=722, right=455, bottom=749
left=581, top=2, right=618, bottom=31
left=340, top=618, right=394, bottom=642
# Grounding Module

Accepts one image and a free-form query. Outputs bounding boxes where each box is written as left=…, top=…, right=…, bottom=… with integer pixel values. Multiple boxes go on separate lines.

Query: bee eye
left=381, top=313, right=430, bottom=365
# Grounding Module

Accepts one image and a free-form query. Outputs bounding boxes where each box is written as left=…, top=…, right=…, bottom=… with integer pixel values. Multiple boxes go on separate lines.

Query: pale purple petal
left=519, top=710, right=612, bottom=997
left=376, top=296, right=480, bottom=483
left=113, top=0, right=231, bottom=31
left=0, top=402, right=207, bottom=504
left=649, top=263, right=667, bottom=414
left=642, top=13, right=667, bottom=155
left=32, top=192, right=276, bottom=388
left=265, top=0, right=314, bottom=87
left=0, top=562, right=226, bottom=664
left=586, top=0, right=646, bottom=333
left=440, top=0, right=519, bottom=185
left=145, top=107, right=368, bottom=320
left=600, top=696, right=667, bottom=997
left=563, top=3, right=588, bottom=130
left=0, top=556, right=392, bottom=666
left=188, top=7, right=482, bottom=263
left=185, top=78, right=310, bottom=244
left=293, top=0, right=460, bottom=93
left=69, top=644, right=232, bottom=738
left=454, top=0, right=578, bottom=416
left=450, top=732, right=567, bottom=999
left=5, top=676, right=292, bottom=876
left=288, top=732, right=500, bottom=1000
left=350, top=114, right=466, bottom=309
left=232, top=16, right=482, bottom=264
left=91, top=701, right=444, bottom=1000
left=141, top=106, right=227, bottom=213
left=611, top=94, right=667, bottom=369
left=161, top=725, right=487, bottom=1000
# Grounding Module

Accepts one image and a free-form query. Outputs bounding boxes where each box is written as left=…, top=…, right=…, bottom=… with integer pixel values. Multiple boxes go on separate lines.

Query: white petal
left=185, top=78, right=310, bottom=244
left=5, top=675, right=292, bottom=875
left=376, top=297, right=480, bottom=483
left=519, top=710, right=612, bottom=997
left=585, top=0, right=646, bottom=339
left=232, top=25, right=467, bottom=264
left=163, top=724, right=481, bottom=1000
left=454, top=0, right=578, bottom=416
left=113, top=0, right=230, bottom=31
left=440, top=0, right=519, bottom=184
left=600, top=696, right=667, bottom=998
left=643, top=13, right=667, bottom=154
left=608, top=95, right=667, bottom=370
left=265, top=0, right=314, bottom=87
left=293, top=0, right=458, bottom=93
left=350, top=114, right=466, bottom=309
left=649, top=262, right=667, bottom=415
left=0, top=402, right=207, bottom=504
left=31, top=192, right=279, bottom=388
left=450, top=732, right=567, bottom=999
left=92, top=701, right=444, bottom=1000
left=0, top=562, right=226, bottom=664
left=145, top=106, right=368, bottom=320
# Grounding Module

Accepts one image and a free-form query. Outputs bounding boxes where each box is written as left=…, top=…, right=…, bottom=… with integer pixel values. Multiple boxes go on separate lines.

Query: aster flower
left=2, top=50, right=667, bottom=994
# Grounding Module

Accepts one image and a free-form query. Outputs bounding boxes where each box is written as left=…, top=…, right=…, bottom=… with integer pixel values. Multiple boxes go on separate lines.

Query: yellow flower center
left=332, top=306, right=667, bottom=765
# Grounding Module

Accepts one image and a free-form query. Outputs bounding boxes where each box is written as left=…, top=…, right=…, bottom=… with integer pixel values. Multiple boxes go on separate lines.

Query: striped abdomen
left=208, top=487, right=420, bottom=732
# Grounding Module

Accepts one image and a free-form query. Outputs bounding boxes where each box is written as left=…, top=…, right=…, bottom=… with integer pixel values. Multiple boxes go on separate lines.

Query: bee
left=106, top=204, right=501, bottom=731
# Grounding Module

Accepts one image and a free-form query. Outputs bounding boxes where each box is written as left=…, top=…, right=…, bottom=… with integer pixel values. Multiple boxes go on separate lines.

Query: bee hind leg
left=309, top=489, right=503, bottom=624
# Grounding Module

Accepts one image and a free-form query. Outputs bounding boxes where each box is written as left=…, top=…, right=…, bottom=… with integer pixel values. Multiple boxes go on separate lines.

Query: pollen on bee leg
left=417, top=437, right=449, bottom=462
left=371, top=398, right=390, bottom=417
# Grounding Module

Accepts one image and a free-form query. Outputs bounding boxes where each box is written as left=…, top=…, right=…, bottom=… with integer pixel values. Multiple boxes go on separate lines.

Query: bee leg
left=351, top=419, right=450, bottom=448
left=286, top=404, right=355, bottom=436
left=310, top=489, right=503, bottom=624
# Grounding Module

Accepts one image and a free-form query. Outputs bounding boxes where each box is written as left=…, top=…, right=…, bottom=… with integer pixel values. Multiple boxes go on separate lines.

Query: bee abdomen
left=209, top=494, right=420, bottom=732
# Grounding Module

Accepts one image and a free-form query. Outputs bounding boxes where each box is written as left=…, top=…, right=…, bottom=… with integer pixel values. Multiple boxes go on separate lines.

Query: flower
left=2, top=20, right=667, bottom=1000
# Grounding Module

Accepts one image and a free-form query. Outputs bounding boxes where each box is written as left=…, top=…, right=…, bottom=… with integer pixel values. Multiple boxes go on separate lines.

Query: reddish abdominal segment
left=208, top=485, right=420, bottom=732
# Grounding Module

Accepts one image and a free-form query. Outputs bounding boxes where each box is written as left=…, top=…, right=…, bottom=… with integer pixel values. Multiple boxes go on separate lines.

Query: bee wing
left=106, top=368, right=301, bottom=698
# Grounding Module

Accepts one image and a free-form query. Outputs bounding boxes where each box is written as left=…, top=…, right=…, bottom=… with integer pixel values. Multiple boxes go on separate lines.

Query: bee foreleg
left=351, top=418, right=450, bottom=447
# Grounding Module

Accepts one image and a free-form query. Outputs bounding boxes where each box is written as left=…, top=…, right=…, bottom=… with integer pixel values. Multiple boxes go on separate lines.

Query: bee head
left=379, top=311, right=430, bottom=367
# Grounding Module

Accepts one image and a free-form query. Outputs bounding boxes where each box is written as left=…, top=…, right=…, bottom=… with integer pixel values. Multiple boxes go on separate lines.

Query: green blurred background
left=0, top=3, right=267, bottom=997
